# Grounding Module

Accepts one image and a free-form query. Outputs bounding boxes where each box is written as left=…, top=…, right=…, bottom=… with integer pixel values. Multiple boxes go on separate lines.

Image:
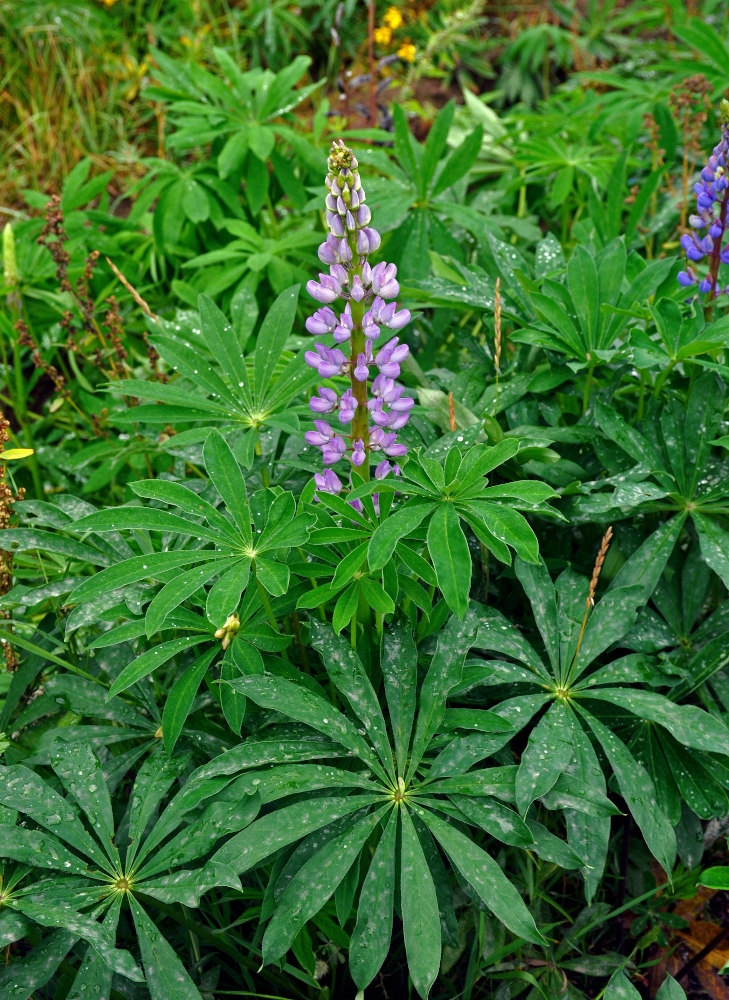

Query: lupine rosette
left=304, top=140, right=412, bottom=500
left=678, top=100, right=729, bottom=300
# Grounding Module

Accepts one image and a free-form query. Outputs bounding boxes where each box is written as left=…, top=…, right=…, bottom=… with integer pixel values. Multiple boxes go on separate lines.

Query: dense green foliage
left=3, top=1, right=729, bottom=998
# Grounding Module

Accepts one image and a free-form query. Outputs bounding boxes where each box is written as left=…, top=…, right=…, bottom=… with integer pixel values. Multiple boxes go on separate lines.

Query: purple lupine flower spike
left=304, top=139, right=413, bottom=501
left=678, top=100, right=729, bottom=300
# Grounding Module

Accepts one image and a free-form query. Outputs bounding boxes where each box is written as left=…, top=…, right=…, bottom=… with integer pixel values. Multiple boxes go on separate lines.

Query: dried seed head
left=494, top=276, right=502, bottom=374
left=588, top=525, right=613, bottom=608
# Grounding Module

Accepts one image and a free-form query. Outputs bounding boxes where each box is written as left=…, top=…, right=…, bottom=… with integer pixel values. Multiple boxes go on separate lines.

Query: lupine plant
left=8, top=65, right=729, bottom=1000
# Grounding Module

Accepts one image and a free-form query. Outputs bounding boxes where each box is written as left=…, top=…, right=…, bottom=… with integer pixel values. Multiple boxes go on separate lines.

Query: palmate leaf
left=0, top=928, right=77, bottom=1000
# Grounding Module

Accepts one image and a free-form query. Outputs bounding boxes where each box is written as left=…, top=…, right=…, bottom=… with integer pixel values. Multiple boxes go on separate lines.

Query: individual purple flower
left=678, top=100, right=729, bottom=300
left=314, top=469, right=343, bottom=496
left=310, top=387, right=339, bottom=414
left=307, top=273, right=342, bottom=304
left=338, top=389, right=356, bottom=423
left=305, top=306, right=338, bottom=336
left=305, top=139, right=413, bottom=494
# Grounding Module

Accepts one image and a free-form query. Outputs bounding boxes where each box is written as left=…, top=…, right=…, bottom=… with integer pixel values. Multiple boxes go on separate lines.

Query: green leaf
left=408, top=610, right=478, bottom=781
left=431, top=123, right=484, bottom=198
left=198, top=295, right=252, bottom=406
left=349, top=809, right=397, bottom=990
left=202, top=430, right=252, bottom=543
left=427, top=503, right=471, bottom=618
left=74, top=507, right=224, bottom=546
left=694, top=513, right=729, bottom=590
left=0, top=928, right=75, bottom=1000
left=70, top=551, right=220, bottom=605
left=15, top=899, right=142, bottom=982
left=49, top=741, right=116, bottom=862
left=146, top=558, right=238, bottom=636
left=452, top=795, right=533, bottom=847
left=359, top=576, right=395, bottom=615
left=129, top=897, right=204, bottom=1000
left=253, top=284, right=299, bottom=400
left=212, top=795, right=378, bottom=872
left=460, top=501, right=539, bottom=563
left=0, top=825, right=88, bottom=873
left=332, top=582, right=359, bottom=634
left=605, top=970, right=641, bottom=999
left=514, top=559, right=560, bottom=671
left=382, top=623, right=418, bottom=777
left=205, top=560, right=251, bottom=628
left=581, top=688, right=729, bottom=754
left=698, top=866, right=729, bottom=890
left=262, top=807, right=388, bottom=965
left=108, top=635, right=212, bottom=698
left=369, top=503, right=432, bottom=572
left=421, top=101, right=455, bottom=194
left=310, top=622, right=395, bottom=779
left=515, top=701, right=573, bottom=815
left=130, top=479, right=240, bottom=542
left=580, top=707, right=675, bottom=873
left=128, top=749, right=189, bottom=867
left=163, top=647, right=219, bottom=754
left=222, top=673, right=386, bottom=780
left=0, top=765, right=99, bottom=861
left=254, top=555, right=289, bottom=596
left=421, top=807, right=546, bottom=945
left=567, top=245, right=600, bottom=350
left=608, top=516, right=685, bottom=602
left=400, top=807, right=441, bottom=998
left=655, top=975, right=686, bottom=999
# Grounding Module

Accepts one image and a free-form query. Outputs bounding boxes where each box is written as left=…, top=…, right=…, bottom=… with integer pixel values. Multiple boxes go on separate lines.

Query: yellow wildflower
left=383, top=6, right=404, bottom=30
left=373, top=26, right=392, bottom=45
left=100, top=0, right=121, bottom=6
left=397, top=41, right=416, bottom=62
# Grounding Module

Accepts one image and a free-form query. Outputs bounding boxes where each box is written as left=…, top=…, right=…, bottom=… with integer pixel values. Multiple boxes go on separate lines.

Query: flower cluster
left=678, top=100, right=729, bottom=298
left=304, top=140, right=413, bottom=501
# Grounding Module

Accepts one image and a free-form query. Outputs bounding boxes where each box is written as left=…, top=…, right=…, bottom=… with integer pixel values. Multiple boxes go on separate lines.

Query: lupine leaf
left=261, top=806, right=388, bottom=965
left=515, top=701, right=573, bottom=815
left=579, top=706, right=675, bottom=873
left=225, top=673, right=387, bottom=780
left=129, top=897, right=204, bottom=1000
left=381, top=623, right=418, bottom=776
left=108, top=635, right=212, bottom=698
left=581, top=687, right=729, bottom=754
left=146, top=558, right=238, bottom=636
left=163, top=647, right=219, bottom=754
left=407, top=610, right=478, bottom=781
left=70, top=551, right=221, bottom=605
left=421, top=807, right=546, bottom=945
left=203, top=430, right=253, bottom=543
left=604, top=970, right=642, bottom=999
left=310, top=622, right=395, bottom=780
left=0, top=928, right=76, bottom=1000
left=349, top=809, right=397, bottom=989
left=400, top=807, right=441, bottom=998
left=49, top=741, right=117, bottom=863
left=427, top=502, right=471, bottom=618
left=211, top=795, right=380, bottom=872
